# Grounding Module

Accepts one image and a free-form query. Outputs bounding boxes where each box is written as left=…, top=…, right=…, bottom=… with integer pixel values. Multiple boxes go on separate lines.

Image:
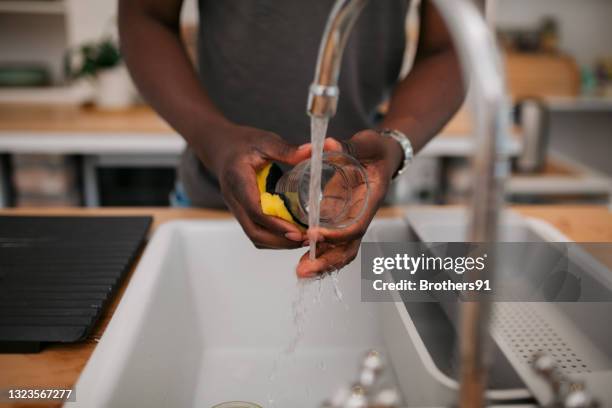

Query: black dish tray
left=0, top=216, right=152, bottom=353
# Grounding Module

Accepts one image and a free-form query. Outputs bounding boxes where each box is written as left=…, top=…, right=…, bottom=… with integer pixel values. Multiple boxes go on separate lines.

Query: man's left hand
left=296, top=129, right=404, bottom=278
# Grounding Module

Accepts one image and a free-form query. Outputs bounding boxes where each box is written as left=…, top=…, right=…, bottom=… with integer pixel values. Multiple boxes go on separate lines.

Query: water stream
left=267, top=117, right=336, bottom=406
left=268, top=276, right=346, bottom=407
left=307, top=116, right=329, bottom=260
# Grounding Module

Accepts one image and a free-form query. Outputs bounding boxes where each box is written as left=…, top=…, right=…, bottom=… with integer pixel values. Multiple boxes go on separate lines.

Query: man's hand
left=119, top=1, right=312, bottom=250
left=296, top=130, right=404, bottom=277
left=196, top=122, right=312, bottom=249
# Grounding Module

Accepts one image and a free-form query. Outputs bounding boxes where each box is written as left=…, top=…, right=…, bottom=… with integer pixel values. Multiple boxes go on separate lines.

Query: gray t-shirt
left=180, top=0, right=409, bottom=208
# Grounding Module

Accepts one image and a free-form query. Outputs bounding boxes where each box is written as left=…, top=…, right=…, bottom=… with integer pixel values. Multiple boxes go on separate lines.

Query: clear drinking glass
left=274, top=151, right=369, bottom=229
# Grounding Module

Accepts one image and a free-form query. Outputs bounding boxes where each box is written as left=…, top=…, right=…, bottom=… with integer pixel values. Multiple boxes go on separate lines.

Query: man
left=118, top=0, right=464, bottom=278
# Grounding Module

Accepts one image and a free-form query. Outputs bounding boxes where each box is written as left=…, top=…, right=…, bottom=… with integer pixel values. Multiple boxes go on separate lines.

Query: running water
left=268, top=274, right=348, bottom=404
left=307, top=116, right=329, bottom=260
left=306, top=117, right=345, bottom=308
left=267, top=127, right=341, bottom=404
left=285, top=279, right=309, bottom=354
left=267, top=280, right=313, bottom=406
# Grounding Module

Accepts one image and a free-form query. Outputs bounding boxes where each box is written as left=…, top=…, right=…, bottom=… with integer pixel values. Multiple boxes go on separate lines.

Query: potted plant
left=65, top=35, right=135, bottom=109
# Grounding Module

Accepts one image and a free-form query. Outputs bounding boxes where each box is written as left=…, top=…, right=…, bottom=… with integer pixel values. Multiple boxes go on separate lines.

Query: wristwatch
left=378, top=128, right=414, bottom=179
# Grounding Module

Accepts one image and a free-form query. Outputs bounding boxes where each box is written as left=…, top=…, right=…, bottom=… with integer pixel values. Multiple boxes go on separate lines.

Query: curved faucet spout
left=307, top=0, right=368, bottom=118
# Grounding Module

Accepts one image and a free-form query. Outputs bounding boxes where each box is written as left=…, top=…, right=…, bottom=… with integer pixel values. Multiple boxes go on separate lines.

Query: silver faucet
left=308, top=0, right=509, bottom=406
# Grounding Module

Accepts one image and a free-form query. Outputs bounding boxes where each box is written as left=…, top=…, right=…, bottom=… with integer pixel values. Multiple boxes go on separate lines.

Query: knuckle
left=243, top=227, right=260, bottom=244
left=247, top=144, right=262, bottom=157
left=248, top=233, right=265, bottom=249
left=275, top=140, right=292, bottom=156
left=249, top=205, right=266, bottom=218
left=247, top=229, right=270, bottom=249
left=264, top=131, right=283, bottom=142
left=247, top=209, right=267, bottom=226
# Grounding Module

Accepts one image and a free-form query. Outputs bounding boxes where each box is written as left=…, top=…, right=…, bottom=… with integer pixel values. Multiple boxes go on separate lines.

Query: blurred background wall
left=3, top=0, right=611, bottom=85
left=0, top=0, right=610, bottom=208
left=495, top=0, right=612, bottom=66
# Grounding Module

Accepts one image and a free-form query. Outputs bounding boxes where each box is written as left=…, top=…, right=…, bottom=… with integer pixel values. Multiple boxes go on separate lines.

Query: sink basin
left=383, top=207, right=612, bottom=406
left=70, top=208, right=611, bottom=407
left=70, top=220, right=410, bottom=408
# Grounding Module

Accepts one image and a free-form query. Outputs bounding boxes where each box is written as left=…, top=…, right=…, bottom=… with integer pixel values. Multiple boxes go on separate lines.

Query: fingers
left=227, top=194, right=304, bottom=249
left=323, top=138, right=343, bottom=152
left=268, top=137, right=341, bottom=168
left=231, top=164, right=303, bottom=234
left=313, top=222, right=365, bottom=246
left=222, top=165, right=306, bottom=249
left=259, top=135, right=343, bottom=168
left=296, top=240, right=361, bottom=278
left=261, top=137, right=311, bottom=166
left=296, top=137, right=343, bottom=154
left=317, top=212, right=372, bottom=244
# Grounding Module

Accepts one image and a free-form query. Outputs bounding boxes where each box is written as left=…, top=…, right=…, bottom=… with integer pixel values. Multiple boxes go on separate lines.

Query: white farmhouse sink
left=70, top=220, right=410, bottom=408
left=70, top=208, right=611, bottom=407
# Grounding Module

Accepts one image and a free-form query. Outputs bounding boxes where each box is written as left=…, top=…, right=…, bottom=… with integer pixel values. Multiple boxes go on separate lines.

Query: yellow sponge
left=256, top=163, right=303, bottom=228
left=260, top=192, right=295, bottom=224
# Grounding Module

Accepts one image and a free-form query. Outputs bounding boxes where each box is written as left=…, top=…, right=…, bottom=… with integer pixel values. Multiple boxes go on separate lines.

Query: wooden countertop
left=0, top=104, right=172, bottom=134
left=0, top=205, right=610, bottom=407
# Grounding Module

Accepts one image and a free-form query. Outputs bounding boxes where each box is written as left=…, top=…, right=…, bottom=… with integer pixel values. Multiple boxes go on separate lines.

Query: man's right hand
left=119, top=1, right=309, bottom=250
left=195, top=122, right=311, bottom=249
left=118, top=0, right=315, bottom=251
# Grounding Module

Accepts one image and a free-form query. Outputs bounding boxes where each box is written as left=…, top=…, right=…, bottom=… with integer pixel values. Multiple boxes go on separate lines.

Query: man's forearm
left=382, top=46, right=464, bottom=154
left=118, top=1, right=230, bottom=149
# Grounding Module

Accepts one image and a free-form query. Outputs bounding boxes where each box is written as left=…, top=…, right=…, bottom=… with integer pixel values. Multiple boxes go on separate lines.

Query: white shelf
left=0, top=132, right=184, bottom=155
left=0, top=83, right=92, bottom=104
left=0, top=1, right=66, bottom=15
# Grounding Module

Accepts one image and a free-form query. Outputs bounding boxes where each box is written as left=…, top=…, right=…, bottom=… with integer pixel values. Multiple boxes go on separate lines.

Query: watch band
left=379, top=128, right=413, bottom=179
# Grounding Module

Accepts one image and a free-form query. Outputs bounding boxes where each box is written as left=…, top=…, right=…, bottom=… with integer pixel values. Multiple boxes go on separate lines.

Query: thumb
left=264, top=138, right=311, bottom=165
left=343, top=129, right=384, bottom=162
left=323, top=137, right=344, bottom=152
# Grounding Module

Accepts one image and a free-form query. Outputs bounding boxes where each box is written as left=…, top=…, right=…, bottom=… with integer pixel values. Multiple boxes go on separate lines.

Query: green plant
left=65, top=37, right=122, bottom=79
